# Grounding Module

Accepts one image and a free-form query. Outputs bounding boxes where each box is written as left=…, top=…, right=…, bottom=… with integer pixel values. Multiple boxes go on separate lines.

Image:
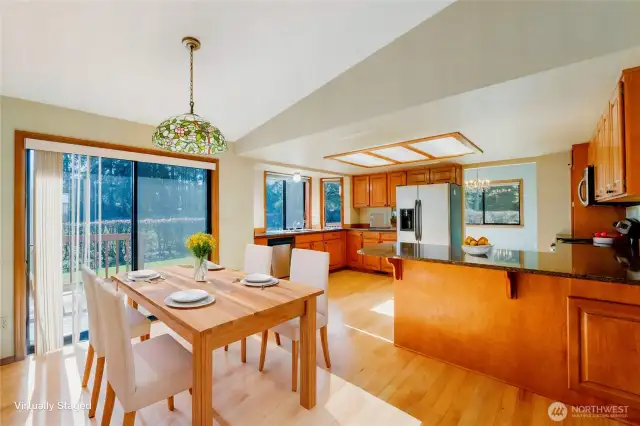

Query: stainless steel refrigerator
left=396, top=183, right=462, bottom=246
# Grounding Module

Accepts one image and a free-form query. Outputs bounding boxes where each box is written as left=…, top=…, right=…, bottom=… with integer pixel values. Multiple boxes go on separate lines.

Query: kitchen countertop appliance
left=614, top=218, right=640, bottom=251
left=396, top=183, right=462, bottom=246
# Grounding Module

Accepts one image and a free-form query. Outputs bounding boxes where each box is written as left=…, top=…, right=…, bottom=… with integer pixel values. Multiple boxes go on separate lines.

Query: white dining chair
left=225, top=244, right=274, bottom=359
left=80, top=267, right=151, bottom=419
left=94, top=275, right=193, bottom=426
left=258, top=248, right=331, bottom=391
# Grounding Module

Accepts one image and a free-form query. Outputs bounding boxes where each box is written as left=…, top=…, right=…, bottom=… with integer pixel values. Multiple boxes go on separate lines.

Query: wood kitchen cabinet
left=324, top=239, right=345, bottom=270
left=363, top=239, right=381, bottom=270
left=352, top=176, right=370, bottom=208
left=406, top=167, right=430, bottom=185
left=589, top=66, right=640, bottom=202
left=387, top=171, right=406, bottom=207
left=429, top=165, right=461, bottom=185
left=568, top=297, right=640, bottom=409
left=347, top=231, right=363, bottom=268
left=379, top=232, right=397, bottom=273
left=369, top=174, right=388, bottom=207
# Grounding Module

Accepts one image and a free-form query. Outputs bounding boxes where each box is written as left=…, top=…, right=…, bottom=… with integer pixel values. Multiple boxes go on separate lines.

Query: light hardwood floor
left=0, top=270, right=625, bottom=426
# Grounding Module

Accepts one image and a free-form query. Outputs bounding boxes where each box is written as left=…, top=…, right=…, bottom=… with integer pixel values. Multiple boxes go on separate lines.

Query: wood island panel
left=394, top=259, right=640, bottom=423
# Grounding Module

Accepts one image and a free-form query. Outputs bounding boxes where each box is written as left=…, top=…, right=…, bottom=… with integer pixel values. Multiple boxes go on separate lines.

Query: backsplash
left=355, top=207, right=393, bottom=225
left=628, top=206, right=640, bottom=220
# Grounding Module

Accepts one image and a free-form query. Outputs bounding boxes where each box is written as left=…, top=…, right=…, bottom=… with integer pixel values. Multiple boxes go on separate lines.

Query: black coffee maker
left=614, top=218, right=640, bottom=252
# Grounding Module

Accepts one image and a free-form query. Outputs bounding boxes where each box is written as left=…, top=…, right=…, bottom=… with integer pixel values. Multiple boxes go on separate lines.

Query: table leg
left=192, top=333, right=213, bottom=425
left=299, top=297, right=317, bottom=409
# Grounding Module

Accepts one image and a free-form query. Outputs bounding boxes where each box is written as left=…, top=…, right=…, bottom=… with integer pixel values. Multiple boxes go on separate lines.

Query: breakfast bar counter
left=359, top=242, right=640, bottom=423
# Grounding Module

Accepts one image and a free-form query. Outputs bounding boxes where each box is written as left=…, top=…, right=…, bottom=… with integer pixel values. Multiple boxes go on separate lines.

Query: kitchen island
left=360, top=242, right=640, bottom=423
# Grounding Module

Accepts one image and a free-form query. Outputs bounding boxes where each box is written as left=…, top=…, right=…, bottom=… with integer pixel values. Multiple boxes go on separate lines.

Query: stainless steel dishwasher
left=268, top=237, right=294, bottom=278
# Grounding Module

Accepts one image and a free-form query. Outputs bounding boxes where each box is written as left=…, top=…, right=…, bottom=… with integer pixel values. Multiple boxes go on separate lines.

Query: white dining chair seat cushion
left=125, top=305, right=151, bottom=339
left=126, top=334, right=193, bottom=412
left=271, top=312, right=327, bottom=342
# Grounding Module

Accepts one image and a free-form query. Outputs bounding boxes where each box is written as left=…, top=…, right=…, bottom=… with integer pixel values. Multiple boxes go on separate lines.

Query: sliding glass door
left=136, top=163, right=210, bottom=269
left=26, top=152, right=211, bottom=353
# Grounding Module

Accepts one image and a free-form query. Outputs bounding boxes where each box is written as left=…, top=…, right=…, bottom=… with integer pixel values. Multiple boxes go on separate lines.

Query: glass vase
left=194, top=257, right=207, bottom=282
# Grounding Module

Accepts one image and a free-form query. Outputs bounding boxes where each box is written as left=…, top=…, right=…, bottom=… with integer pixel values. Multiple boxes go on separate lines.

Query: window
left=265, top=172, right=310, bottom=231
left=465, top=179, right=523, bottom=226
left=321, top=178, right=343, bottom=228
left=137, top=163, right=210, bottom=268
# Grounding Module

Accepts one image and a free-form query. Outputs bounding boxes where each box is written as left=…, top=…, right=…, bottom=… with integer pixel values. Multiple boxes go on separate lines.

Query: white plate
left=170, top=289, right=209, bottom=303
left=164, top=295, right=215, bottom=309
left=244, top=273, right=273, bottom=283
left=206, top=261, right=224, bottom=271
left=127, top=272, right=160, bottom=281
left=241, top=278, right=279, bottom=287
left=129, top=270, right=158, bottom=279
left=593, top=237, right=614, bottom=246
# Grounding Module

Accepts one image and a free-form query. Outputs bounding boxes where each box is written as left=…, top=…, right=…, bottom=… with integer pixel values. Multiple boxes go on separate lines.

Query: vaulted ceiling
left=0, top=0, right=453, bottom=141
left=3, top=0, right=640, bottom=175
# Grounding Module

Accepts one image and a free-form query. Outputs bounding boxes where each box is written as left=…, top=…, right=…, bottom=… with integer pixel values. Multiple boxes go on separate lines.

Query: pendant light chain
left=189, top=44, right=195, bottom=115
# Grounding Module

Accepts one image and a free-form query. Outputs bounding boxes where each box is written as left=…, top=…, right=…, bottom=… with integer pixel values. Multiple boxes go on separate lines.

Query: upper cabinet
left=352, top=175, right=370, bottom=208
left=407, top=167, right=430, bottom=185
left=429, top=165, right=462, bottom=185
left=387, top=171, right=407, bottom=207
left=369, top=174, right=388, bottom=207
left=590, top=66, right=640, bottom=202
left=351, top=164, right=462, bottom=209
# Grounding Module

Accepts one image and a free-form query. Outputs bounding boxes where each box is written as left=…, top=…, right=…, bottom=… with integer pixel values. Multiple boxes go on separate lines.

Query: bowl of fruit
left=593, top=232, right=615, bottom=247
left=462, top=236, right=493, bottom=256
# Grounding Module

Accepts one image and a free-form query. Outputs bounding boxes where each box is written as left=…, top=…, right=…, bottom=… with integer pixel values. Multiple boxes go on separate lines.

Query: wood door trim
left=12, top=130, right=220, bottom=363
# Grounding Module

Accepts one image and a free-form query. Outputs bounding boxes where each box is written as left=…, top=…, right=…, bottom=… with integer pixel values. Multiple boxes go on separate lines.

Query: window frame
left=263, top=171, right=312, bottom=231
left=320, top=177, right=344, bottom=229
left=464, top=178, right=524, bottom=227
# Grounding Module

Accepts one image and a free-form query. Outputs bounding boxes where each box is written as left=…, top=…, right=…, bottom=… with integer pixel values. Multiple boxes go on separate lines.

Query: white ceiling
left=243, top=46, right=640, bottom=174
left=0, top=0, right=454, bottom=141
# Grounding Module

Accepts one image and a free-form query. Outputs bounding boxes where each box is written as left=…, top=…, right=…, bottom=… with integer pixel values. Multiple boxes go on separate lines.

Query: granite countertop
left=255, top=227, right=396, bottom=238
left=359, top=242, right=640, bottom=285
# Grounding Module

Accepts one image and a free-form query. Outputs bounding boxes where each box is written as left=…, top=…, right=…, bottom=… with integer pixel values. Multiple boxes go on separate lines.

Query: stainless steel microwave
left=578, top=165, right=595, bottom=206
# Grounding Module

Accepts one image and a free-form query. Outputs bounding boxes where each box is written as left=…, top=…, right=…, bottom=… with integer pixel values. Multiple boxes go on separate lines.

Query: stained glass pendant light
left=152, top=37, right=227, bottom=154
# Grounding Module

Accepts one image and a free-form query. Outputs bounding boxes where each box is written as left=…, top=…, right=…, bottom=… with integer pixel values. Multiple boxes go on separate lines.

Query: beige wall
left=0, top=96, right=255, bottom=358
left=536, top=151, right=572, bottom=250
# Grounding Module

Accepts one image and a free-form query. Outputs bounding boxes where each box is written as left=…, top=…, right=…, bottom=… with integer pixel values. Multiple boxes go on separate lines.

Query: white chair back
left=290, top=248, right=329, bottom=318
left=244, top=244, right=273, bottom=275
left=81, top=266, right=105, bottom=356
left=94, top=277, right=136, bottom=401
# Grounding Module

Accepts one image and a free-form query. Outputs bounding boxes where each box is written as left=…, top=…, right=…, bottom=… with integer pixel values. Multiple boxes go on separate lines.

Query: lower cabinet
left=324, top=238, right=345, bottom=270
left=294, top=232, right=346, bottom=271
left=363, top=239, right=381, bottom=270
left=347, top=231, right=363, bottom=268
left=568, top=297, right=640, bottom=409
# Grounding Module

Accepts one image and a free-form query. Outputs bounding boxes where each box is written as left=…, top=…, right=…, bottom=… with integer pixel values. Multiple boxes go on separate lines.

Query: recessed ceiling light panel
left=370, top=146, right=428, bottom=162
left=333, top=153, right=394, bottom=167
left=409, top=136, right=475, bottom=157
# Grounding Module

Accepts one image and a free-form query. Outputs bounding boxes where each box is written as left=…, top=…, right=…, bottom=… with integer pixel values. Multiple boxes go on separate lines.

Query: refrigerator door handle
left=413, top=200, right=420, bottom=242
left=417, top=199, right=422, bottom=242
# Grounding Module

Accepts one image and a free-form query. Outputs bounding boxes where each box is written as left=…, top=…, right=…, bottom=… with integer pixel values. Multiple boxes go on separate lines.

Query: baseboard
left=0, top=355, right=16, bottom=366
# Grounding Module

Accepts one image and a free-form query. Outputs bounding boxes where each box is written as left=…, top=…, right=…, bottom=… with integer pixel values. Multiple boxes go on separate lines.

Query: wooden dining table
left=112, top=265, right=323, bottom=426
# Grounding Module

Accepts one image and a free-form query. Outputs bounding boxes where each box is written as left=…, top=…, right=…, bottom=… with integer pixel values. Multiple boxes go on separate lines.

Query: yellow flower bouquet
left=186, top=232, right=216, bottom=281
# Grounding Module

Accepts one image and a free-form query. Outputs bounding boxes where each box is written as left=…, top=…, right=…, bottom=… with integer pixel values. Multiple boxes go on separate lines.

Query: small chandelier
left=464, top=169, right=490, bottom=193
left=152, top=37, right=227, bottom=155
